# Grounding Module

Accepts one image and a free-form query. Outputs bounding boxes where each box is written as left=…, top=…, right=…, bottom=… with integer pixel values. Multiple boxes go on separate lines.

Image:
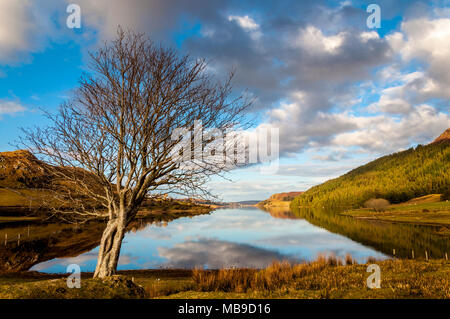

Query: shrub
left=441, top=188, right=450, bottom=201
left=364, top=198, right=390, bottom=211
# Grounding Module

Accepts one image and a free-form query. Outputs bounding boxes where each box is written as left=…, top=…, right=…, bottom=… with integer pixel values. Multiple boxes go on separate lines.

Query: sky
left=0, top=0, right=449, bottom=202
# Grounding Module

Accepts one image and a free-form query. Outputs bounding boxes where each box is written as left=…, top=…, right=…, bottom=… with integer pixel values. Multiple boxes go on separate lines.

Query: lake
left=1, top=206, right=447, bottom=273
left=30, top=207, right=391, bottom=273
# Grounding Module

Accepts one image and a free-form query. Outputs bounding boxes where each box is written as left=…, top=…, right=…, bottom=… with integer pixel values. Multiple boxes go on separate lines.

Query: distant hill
left=258, top=191, right=304, bottom=208
left=291, top=129, right=450, bottom=209
left=267, top=192, right=303, bottom=201
left=0, top=150, right=101, bottom=190
left=0, top=150, right=53, bottom=189
left=205, top=200, right=261, bottom=208
left=0, top=150, right=212, bottom=216
left=236, top=200, right=261, bottom=206
left=0, top=150, right=105, bottom=212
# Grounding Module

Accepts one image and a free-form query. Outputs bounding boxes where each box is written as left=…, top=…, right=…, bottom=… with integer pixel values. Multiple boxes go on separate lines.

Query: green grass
left=342, top=199, right=450, bottom=227
left=0, top=274, right=146, bottom=299
left=0, top=216, right=41, bottom=224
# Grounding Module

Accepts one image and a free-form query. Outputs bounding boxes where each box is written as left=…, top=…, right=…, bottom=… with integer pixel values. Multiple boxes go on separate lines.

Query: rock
left=431, top=128, right=450, bottom=144
left=101, top=275, right=146, bottom=298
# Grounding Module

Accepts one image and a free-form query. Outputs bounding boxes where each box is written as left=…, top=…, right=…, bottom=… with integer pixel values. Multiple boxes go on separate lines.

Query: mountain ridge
left=432, top=128, right=450, bottom=144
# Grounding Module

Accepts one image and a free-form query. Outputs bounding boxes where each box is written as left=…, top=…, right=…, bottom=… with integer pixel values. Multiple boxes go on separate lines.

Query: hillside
left=291, top=129, right=450, bottom=209
left=257, top=191, right=303, bottom=209
left=432, top=128, right=450, bottom=144
left=0, top=150, right=213, bottom=219
left=0, top=150, right=54, bottom=189
left=267, top=192, right=303, bottom=201
left=0, top=150, right=105, bottom=212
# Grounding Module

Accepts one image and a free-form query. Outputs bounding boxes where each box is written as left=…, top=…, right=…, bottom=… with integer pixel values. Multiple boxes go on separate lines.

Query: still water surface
left=31, top=207, right=389, bottom=273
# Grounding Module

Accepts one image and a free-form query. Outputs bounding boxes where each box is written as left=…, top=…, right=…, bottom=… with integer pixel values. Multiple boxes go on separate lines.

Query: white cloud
left=295, top=26, right=345, bottom=54
left=74, top=0, right=229, bottom=42
left=0, top=0, right=36, bottom=62
left=228, top=15, right=259, bottom=31
left=360, top=31, right=379, bottom=42
left=332, top=104, right=450, bottom=153
left=258, top=85, right=449, bottom=159
left=228, top=15, right=262, bottom=41
left=0, top=0, right=67, bottom=64
left=260, top=92, right=358, bottom=156
left=398, top=18, right=450, bottom=61
left=0, top=100, right=26, bottom=115
left=387, top=18, right=450, bottom=100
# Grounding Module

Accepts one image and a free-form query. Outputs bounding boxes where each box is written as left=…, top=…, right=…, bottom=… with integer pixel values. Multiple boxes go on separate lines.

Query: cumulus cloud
left=75, top=0, right=231, bottom=42
left=1, top=0, right=447, bottom=187
left=387, top=18, right=450, bottom=101
left=274, top=163, right=355, bottom=177
left=331, top=104, right=450, bottom=153
left=0, top=0, right=63, bottom=63
left=248, top=15, right=450, bottom=159
left=259, top=93, right=358, bottom=156
left=228, top=15, right=259, bottom=31
left=183, top=7, right=391, bottom=111
left=158, top=238, right=298, bottom=268
left=260, top=95, right=448, bottom=158
left=0, top=0, right=36, bottom=62
left=294, top=26, right=345, bottom=54
left=0, top=100, right=26, bottom=115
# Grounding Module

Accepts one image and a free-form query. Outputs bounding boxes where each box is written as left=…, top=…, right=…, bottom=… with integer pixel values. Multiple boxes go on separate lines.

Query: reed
left=192, top=256, right=343, bottom=293
left=190, top=258, right=449, bottom=298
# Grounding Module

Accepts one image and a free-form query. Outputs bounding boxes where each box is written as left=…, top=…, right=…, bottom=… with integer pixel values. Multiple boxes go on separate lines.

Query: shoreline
left=0, top=258, right=448, bottom=299
left=340, top=200, right=450, bottom=232
left=0, top=203, right=214, bottom=226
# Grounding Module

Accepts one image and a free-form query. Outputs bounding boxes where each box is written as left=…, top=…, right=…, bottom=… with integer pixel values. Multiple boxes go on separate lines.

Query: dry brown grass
left=190, top=257, right=450, bottom=298
left=144, top=279, right=194, bottom=298
left=193, top=256, right=346, bottom=293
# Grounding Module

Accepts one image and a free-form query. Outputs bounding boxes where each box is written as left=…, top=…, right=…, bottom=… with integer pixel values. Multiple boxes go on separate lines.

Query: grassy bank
left=0, top=258, right=448, bottom=299
left=342, top=196, right=450, bottom=229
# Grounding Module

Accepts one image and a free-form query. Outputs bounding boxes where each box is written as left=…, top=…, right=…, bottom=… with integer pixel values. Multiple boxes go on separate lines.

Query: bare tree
left=19, top=28, right=251, bottom=278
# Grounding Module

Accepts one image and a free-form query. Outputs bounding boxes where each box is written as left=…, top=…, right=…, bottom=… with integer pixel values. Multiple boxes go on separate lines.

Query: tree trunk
left=93, top=216, right=126, bottom=278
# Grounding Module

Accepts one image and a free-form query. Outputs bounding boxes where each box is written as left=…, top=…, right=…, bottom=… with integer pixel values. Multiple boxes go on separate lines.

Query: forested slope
left=291, top=134, right=450, bottom=209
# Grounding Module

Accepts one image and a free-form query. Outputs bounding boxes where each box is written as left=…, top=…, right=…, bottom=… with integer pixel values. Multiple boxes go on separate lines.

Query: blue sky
left=0, top=0, right=449, bottom=201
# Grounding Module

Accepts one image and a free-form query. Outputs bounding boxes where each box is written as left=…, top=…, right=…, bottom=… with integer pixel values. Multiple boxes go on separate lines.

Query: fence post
left=425, top=251, right=428, bottom=261
left=412, top=250, right=414, bottom=259
left=393, top=249, right=396, bottom=257
left=446, top=253, right=448, bottom=261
